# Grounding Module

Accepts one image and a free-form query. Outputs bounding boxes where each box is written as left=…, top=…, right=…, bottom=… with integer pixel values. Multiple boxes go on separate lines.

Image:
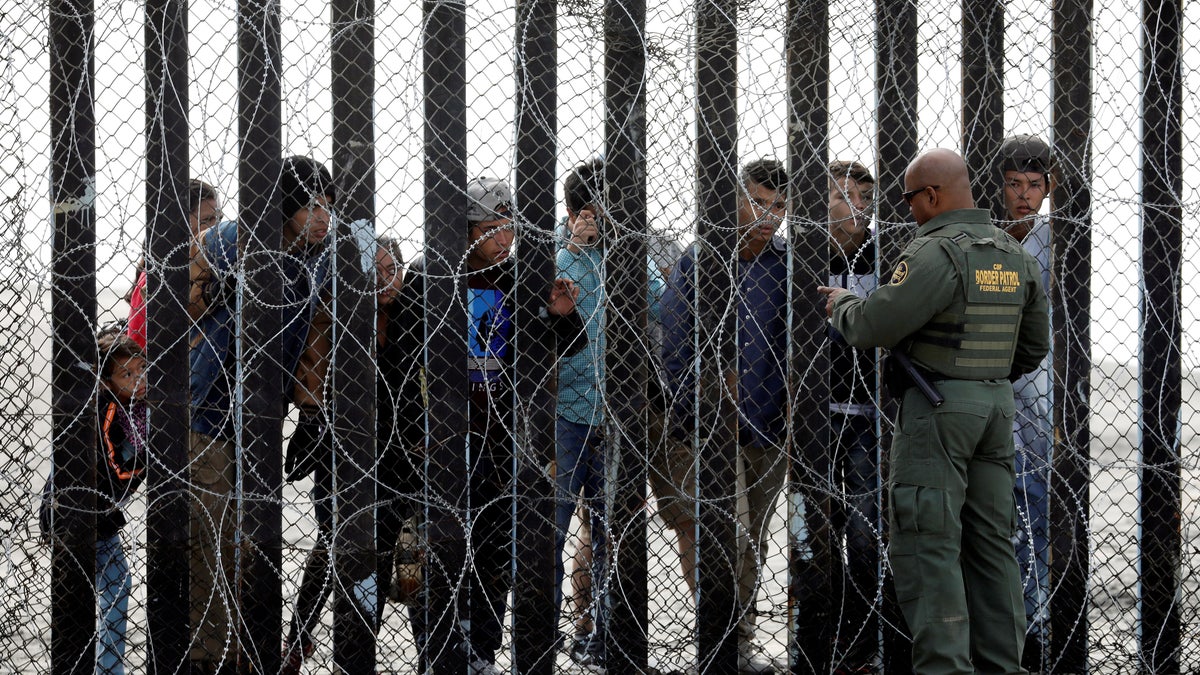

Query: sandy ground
left=1, top=285, right=1197, bottom=673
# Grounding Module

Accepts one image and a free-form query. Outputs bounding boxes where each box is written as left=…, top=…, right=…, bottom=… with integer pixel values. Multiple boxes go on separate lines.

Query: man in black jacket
left=801, top=160, right=883, bottom=672
left=388, top=177, right=581, bottom=674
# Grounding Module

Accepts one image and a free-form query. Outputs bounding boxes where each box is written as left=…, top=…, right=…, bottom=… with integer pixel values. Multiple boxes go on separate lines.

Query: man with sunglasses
left=818, top=149, right=1049, bottom=675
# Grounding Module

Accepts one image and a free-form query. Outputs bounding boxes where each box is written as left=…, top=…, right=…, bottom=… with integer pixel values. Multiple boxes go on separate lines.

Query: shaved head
left=904, top=149, right=976, bottom=224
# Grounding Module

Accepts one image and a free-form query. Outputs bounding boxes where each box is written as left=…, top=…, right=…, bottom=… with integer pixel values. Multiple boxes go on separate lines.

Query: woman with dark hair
left=126, top=179, right=220, bottom=348
left=281, top=235, right=418, bottom=673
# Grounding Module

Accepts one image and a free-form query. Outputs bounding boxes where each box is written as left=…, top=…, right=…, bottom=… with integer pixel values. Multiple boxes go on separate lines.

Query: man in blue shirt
left=554, top=158, right=665, bottom=670
left=187, top=156, right=333, bottom=673
left=659, top=159, right=790, bottom=673
left=999, top=134, right=1055, bottom=673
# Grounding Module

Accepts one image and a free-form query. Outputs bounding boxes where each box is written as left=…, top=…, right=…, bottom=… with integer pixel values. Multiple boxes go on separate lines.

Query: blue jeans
left=96, top=534, right=130, bottom=675
left=1013, top=394, right=1052, bottom=639
left=554, top=418, right=607, bottom=640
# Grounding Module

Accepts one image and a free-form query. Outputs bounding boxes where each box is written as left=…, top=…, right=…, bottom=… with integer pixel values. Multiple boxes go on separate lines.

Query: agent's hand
left=816, top=285, right=850, bottom=318
left=546, top=278, right=579, bottom=316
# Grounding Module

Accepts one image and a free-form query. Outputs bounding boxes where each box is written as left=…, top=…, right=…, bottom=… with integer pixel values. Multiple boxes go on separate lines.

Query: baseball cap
left=999, top=134, right=1051, bottom=175
left=466, top=177, right=513, bottom=223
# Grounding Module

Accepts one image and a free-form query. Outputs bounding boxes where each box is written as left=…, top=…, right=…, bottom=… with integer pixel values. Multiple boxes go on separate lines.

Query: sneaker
left=569, top=634, right=607, bottom=673
left=468, top=657, right=502, bottom=675
left=737, top=639, right=779, bottom=674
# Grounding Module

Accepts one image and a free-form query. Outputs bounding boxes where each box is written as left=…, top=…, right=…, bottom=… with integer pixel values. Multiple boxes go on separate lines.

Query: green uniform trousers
left=889, top=379, right=1027, bottom=674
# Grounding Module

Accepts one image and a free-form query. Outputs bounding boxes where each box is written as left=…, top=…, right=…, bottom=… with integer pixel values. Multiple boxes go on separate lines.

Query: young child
left=42, top=330, right=149, bottom=675
left=93, top=331, right=150, bottom=674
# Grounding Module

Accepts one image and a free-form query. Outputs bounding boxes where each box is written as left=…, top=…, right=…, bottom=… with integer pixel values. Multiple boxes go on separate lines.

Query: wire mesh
left=2, top=0, right=1199, bottom=673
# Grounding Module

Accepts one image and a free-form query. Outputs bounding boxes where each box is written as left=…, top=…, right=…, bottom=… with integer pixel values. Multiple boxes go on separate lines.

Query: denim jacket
left=555, top=246, right=665, bottom=426
left=189, top=220, right=330, bottom=438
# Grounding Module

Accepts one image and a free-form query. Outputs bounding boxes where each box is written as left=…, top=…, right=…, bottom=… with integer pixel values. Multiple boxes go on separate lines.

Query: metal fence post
left=422, top=0, right=469, bottom=670
left=604, top=0, right=651, bottom=667
left=49, top=0, right=98, bottom=670
left=1139, top=0, right=1183, bottom=670
left=961, top=0, right=1005, bottom=220
left=785, top=0, right=831, bottom=670
left=511, top=0, right=558, bottom=669
left=331, top=0, right=378, bottom=668
left=236, top=0, right=284, bottom=667
left=874, top=0, right=919, bottom=275
left=144, top=0, right=192, bottom=667
left=874, top=1, right=918, bottom=670
left=694, top=0, right=739, bottom=668
left=1049, top=0, right=1093, bottom=670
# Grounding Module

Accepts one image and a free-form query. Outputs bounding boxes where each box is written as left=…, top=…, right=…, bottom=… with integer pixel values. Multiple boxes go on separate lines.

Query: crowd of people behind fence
left=41, top=137, right=1056, bottom=675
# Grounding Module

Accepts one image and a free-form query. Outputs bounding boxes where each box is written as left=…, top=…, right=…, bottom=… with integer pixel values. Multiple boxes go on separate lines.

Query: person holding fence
left=819, top=148, right=1049, bottom=674
left=797, top=159, right=883, bottom=673
left=280, top=236, right=410, bottom=673
left=553, top=158, right=666, bottom=671
left=186, top=156, right=333, bottom=674
left=998, top=133, right=1055, bottom=672
left=389, top=177, right=582, bottom=674
left=658, top=158, right=791, bottom=674
left=39, top=330, right=148, bottom=675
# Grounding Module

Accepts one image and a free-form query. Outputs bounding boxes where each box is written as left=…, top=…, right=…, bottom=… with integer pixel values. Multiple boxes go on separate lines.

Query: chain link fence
left=1, top=0, right=1198, bottom=673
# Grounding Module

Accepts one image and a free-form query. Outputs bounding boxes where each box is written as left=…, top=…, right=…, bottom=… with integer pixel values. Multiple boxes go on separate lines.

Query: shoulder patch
left=890, top=260, right=910, bottom=285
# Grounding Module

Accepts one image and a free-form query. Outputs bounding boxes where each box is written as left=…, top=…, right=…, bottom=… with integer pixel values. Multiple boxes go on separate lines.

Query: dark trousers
left=795, top=411, right=881, bottom=670
left=414, top=432, right=514, bottom=672
left=287, top=453, right=410, bottom=651
left=889, top=380, right=1026, bottom=675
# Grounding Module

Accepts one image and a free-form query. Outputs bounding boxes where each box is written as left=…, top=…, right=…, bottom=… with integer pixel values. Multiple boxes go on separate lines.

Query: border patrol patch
left=890, top=260, right=910, bottom=285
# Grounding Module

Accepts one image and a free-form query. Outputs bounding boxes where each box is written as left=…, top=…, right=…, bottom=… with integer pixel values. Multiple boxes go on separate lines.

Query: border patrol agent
left=819, top=149, right=1049, bottom=674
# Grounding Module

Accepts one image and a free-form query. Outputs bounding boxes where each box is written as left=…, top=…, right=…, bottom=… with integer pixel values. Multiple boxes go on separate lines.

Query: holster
left=884, top=352, right=945, bottom=407
left=882, top=353, right=910, bottom=400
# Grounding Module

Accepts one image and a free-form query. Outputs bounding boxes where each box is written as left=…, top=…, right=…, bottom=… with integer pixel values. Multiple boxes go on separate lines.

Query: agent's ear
left=919, top=185, right=936, bottom=207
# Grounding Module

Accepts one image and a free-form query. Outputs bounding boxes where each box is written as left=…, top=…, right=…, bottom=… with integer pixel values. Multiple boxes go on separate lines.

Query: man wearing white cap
left=392, top=177, right=581, bottom=674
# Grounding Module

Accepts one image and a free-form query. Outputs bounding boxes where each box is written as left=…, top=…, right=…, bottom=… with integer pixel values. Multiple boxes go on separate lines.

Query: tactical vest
left=907, top=230, right=1027, bottom=380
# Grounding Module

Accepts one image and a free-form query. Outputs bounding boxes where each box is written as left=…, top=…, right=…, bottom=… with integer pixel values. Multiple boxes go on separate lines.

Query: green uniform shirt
left=831, top=208, right=1050, bottom=379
